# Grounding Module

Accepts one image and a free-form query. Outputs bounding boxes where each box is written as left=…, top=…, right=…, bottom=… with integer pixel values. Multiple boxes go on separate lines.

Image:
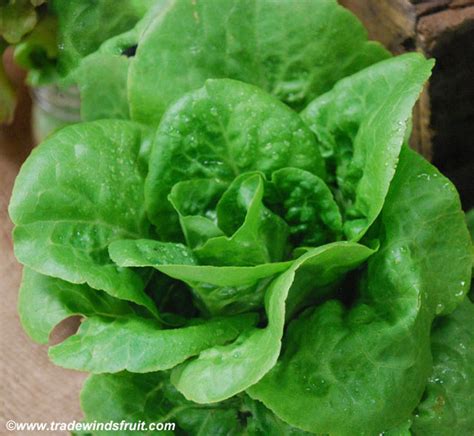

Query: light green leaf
left=168, top=178, right=226, bottom=249
left=412, top=299, right=474, bottom=435
left=74, top=52, right=130, bottom=121
left=109, top=238, right=292, bottom=315
left=18, top=268, right=133, bottom=344
left=171, top=242, right=373, bottom=403
left=9, top=120, right=156, bottom=315
left=49, top=313, right=257, bottom=373
left=195, top=173, right=289, bottom=266
left=109, top=239, right=197, bottom=267
left=301, top=53, right=434, bottom=241
left=248, top=147, right=472, bottom=435
left=145, top=78, right=324, bottom=237
left=109, top=239, right=291, bottom=286
left=129, top=0, right=389, bottom=124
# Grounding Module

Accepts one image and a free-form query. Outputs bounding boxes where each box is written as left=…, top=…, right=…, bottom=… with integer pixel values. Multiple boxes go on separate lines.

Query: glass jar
left=31, top=85, right=81, bottom=144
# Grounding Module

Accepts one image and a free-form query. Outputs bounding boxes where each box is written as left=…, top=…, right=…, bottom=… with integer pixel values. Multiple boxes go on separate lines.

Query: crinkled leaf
left=129, top=0, right=389, bottom=124
left=49, top=313, right=257, bottom=373
left=9, top=120, right=156, bottom=315
left=18, top=268, right=133, bottom=344
left=268, top=167, right=342, bottom=246
left=171, top=242, right=373, bottom=403
left=248, top=147, right=472, bottom=434
left=145, top=78, right=325, bottom=238
left=412, top=299, right=474, bottom=435
left=301, top=53, right=434, bottom=241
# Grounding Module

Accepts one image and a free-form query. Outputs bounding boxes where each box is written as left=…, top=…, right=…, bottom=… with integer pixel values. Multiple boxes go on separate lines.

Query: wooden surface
left=0, top=69, right=85, bottom=435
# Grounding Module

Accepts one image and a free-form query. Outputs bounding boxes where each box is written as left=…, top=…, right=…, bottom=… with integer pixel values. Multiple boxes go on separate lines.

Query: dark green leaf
left=0, top=0, right=39, bottom=44
left=412, top=299, right=474, bottom=435
left=81, top=372, right=312, bottom=435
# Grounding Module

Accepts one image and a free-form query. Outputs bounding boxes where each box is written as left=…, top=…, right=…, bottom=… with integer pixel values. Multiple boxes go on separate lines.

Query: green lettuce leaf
left=194, top=173, right=289, bottom=266
left=73, top=52, right=130, bottom=121
left=145, top=78, right=325, bottom=238
left=242, top=395, right=311, bottom=435
left=171, top=242, right=373, bottom=403
left=81, top=372, right=313, bottom=435
left=129, top=0, right=389, bottom=124
left=267, top=167, right=342, bottom=246
left=412, top=298, right=474, bottom=435
left=9, top=120, right=156, bottom=315
left=0, top=0, right=42, bottom=44
left=18, top=268, right=134, bottom=344
left=168, top=178, right=227, bottom=249
left=301, top=53, right=434, bottom=241
left=466, top=209, right=474, bottom=239
left=49, top=0, right=155, bottom=77
left=70, top=1, right=174, bottom=121
left=110, top=238, right=292, bottom=315
left=248, top=147, right=472, bottom=434
left=13, top=15, right=59, bottom=85
left=49, top=313, right=257, bottom=373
